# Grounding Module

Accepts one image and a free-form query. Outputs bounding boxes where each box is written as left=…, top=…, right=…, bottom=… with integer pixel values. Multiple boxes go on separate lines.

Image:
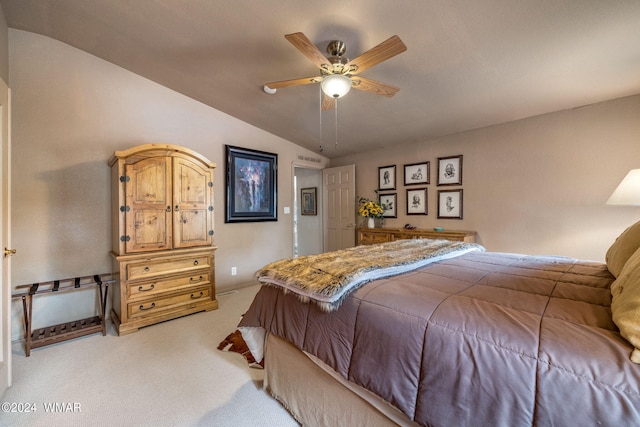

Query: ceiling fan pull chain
left=335, top=98, right=339, bottom=150
left=319, top=86, right=323, bottom=152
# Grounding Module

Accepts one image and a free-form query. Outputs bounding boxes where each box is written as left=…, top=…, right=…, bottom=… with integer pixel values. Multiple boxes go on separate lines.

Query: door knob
left=3, top=248, right=16, bottom=257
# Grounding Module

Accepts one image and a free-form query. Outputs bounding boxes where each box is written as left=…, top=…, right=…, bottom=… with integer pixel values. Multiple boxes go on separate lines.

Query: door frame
left=0, top=81, right=12, bottom=395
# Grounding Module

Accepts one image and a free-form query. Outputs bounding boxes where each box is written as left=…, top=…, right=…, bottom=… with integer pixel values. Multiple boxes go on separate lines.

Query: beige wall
left=0, top=4, right=8, bottom=84
left=333, top=95, right=640, bottom=261
left=8, top=30, right=328, bottom=340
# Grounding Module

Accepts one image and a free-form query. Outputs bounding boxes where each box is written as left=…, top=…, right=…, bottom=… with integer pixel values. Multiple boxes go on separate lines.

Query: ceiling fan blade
left=264, top=76, right=321, bottom=90
left=346, top=35, right=407, bottom=75
left=285, top=32, right=332, bottom=70
left=321, top=94, right=335, bottom=111
left=351, top=76, right=400, bottom=98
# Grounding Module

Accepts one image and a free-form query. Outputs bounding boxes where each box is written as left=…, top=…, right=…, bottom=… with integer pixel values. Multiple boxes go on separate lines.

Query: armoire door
left=172, top=157, right=214, bottom=248
left=125, top=157, right=173, bottom=252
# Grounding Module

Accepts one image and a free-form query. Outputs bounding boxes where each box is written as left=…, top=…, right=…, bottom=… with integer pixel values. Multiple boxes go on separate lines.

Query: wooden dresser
left=357, top=227, right=476, bottom=245
left=109, top=144, right=217, bottom=335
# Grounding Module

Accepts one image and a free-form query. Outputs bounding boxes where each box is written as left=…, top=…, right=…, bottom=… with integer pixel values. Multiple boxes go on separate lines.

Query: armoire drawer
left=128, top=286, right=212, bottom=319
left=126, top=255, right=210, bottom=281
left=128, top=273, right=210, bottom=300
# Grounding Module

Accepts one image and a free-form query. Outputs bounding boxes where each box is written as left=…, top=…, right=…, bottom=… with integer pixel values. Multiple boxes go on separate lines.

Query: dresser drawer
left=390, top=233, right=427, bottom=241
left=128, top=286, right=212, bottom=319
left=359, top=231, right=390, bottom=245
left=128, top=273, right=209, bottom=300
left=126, top=255, right=210, bottom=281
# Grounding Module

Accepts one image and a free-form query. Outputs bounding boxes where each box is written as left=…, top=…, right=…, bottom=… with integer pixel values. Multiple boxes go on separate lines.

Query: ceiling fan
left=264, top=32, right=407, bottom=110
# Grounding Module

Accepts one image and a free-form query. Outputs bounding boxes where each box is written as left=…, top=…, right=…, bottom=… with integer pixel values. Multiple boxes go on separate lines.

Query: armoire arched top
left=108, top=143, right=216, bottom=169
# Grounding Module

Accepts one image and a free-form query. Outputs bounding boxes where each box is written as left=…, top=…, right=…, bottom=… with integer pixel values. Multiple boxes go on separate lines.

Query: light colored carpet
left=0, top=284, right=299, bottom=427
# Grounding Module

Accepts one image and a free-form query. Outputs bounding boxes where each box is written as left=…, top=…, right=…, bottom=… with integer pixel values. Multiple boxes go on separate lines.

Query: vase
left=367, top=217, right=375, bottom=228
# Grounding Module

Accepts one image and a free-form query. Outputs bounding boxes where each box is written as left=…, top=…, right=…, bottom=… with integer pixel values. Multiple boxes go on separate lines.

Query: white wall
left=333, top=95, right=640, bottom=261
left=8, top=30, right=329, bottom=340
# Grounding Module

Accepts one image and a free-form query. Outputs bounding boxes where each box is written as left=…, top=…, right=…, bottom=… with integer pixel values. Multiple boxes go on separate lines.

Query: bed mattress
left=239, top=251, right=640, bottom=426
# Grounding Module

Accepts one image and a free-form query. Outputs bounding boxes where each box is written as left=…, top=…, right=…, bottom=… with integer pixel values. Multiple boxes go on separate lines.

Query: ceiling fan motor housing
left=326, top=40, right=346, bottom=57
left=324, top=40, right=350, bottom=74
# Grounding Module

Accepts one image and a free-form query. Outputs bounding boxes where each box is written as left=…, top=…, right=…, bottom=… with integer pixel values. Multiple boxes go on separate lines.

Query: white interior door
left=0, top=81, right=11, bottom=396
left=323, top=165, right=356, bottom=252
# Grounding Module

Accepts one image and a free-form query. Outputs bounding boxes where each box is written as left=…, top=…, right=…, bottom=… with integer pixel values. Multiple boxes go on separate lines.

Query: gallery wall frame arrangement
left=437, top=189, right=463, bottom=219
left=301, top=187, right=317, bottom=216
left=225, top=145, right=277, bottom=223
left=437, top=155, right=463, bottom=186
left=406, top=188, right=428, bottom=215
left=379, top=193, right=398, bottom=218
left=374, top=154, right=465, bottom=220
left=378, top=165, right=396, bottom=191
left=404, top=161, right=430, bottom=186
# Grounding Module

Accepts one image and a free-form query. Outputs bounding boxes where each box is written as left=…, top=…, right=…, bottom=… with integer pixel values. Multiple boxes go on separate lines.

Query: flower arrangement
left=358, top=197, right=385, bottom=218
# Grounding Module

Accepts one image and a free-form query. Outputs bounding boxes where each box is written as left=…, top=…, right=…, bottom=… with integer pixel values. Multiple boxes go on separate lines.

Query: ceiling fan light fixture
left=321, top=74, right=352, bottom=98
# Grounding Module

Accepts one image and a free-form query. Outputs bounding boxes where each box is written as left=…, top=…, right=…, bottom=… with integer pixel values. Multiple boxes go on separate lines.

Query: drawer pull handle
left=190, top=291, right=204, bottom=299
left=190, top=276, right=203, bottom=283
left=143, top=266, right=150, bottom=272
left=139, top=302, right=156, bottom=311
left=138, top=284, right=155, bottom=292
left=193, top=260, right=199, bottom=266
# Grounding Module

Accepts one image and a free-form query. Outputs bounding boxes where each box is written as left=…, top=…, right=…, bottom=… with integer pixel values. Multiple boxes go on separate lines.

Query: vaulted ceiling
left=2, top=0, right=640, bottom=158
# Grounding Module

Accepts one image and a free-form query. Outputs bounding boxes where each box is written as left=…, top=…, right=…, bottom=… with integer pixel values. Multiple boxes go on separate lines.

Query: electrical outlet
left=231, top=267, right=237, bottom=276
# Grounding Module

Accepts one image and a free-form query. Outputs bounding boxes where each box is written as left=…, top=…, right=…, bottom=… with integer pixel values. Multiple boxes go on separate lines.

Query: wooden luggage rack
left=12, top=273, right=115, bottom=356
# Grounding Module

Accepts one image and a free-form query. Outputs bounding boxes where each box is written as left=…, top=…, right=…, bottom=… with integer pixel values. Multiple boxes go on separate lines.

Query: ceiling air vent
left=297, top=154, right=322, bottom=165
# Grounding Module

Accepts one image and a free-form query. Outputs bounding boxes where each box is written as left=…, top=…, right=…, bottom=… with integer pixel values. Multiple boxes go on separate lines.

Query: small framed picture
left=437, top=155, right=463, bottom=186
left=406, top=188, right=428, bottom=215
left=438, top=189, right=463, bottom=219
left=404, top=162, right=430, bottom=186
left=300, top=187, right=317, bottom=215
left=379, top=193, right=397, bottom=218
left=378, top=165, right=396, bottom=190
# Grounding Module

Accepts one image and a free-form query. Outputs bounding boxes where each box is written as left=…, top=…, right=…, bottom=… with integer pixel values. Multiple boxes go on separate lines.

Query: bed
left=236, top=224, right=640, bottom=426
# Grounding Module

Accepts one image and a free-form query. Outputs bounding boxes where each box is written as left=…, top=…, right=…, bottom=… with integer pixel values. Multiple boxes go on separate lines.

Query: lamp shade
left=606, top=169, right=640, bottom=206
left=321, top=74, right=352, bottom=98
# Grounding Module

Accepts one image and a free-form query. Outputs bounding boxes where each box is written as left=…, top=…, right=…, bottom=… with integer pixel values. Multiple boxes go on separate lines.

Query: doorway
left=293, top=166, right=323, bottom=257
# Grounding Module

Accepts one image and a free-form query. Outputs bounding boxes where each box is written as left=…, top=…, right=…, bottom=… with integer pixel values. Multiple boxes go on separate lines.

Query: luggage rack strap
left=12, top=273, right=115, bottom=297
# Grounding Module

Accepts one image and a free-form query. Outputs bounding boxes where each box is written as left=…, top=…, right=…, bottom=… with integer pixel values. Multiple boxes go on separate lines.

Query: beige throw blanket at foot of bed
left=256, top=238, right=484, bottom=311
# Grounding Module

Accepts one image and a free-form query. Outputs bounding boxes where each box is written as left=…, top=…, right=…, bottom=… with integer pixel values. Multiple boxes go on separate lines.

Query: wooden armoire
left=109, top=144, right=217, bottom=335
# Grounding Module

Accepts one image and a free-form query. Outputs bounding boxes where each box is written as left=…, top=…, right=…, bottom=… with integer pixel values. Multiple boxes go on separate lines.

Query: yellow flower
left=357, top=197, right=385, bottom=218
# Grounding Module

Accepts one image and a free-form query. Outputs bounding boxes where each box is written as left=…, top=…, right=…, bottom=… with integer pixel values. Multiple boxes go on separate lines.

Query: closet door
left=173, top=157, right=213, bottom=248
left=125, top=157, right=172, bottom=252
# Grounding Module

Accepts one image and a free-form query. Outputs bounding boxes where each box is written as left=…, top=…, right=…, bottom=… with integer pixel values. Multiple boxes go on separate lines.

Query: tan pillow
left=611, top=246, right=640, bottom=364
left=606, top=220, right=640, bottom=278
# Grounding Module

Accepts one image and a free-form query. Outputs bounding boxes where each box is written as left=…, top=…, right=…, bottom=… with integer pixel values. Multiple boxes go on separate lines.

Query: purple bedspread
left=239, top=251, right=640, bottom=426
